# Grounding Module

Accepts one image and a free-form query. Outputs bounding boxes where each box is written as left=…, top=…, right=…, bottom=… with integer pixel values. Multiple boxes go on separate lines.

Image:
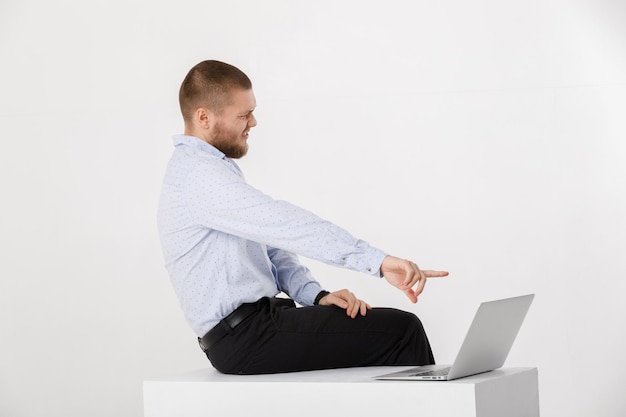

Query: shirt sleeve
left=183, top=160, right=387, bottom=276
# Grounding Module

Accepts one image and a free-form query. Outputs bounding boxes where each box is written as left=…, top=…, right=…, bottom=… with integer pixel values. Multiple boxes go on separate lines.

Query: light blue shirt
left=158, top=135, right=387, bottom=336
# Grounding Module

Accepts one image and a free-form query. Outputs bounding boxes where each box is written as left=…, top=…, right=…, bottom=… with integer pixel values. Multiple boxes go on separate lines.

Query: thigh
left=238, top=300, right=435, bottom=374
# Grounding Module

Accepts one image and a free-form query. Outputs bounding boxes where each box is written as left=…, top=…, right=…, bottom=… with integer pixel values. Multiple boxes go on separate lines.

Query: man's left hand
left=317, top=289, right=372, bottom=319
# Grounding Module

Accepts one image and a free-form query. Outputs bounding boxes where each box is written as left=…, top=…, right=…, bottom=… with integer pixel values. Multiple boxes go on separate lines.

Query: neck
left=184, top=126, right=210, bottom=144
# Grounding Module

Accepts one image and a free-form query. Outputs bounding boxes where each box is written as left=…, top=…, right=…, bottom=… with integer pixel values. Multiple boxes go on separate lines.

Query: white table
left=143, top=366, right=540, bottom=417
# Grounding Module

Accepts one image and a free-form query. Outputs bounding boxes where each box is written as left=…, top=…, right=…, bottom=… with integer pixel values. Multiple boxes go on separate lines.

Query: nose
left=248, top=113, right=257, bottom=128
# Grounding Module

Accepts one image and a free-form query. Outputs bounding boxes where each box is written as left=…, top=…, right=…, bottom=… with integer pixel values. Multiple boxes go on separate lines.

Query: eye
left=239, top=112, right=254, bottom=120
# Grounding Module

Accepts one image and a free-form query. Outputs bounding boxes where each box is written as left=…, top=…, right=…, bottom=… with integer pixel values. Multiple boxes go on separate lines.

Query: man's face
left=210, top=89, right=257, bottom=159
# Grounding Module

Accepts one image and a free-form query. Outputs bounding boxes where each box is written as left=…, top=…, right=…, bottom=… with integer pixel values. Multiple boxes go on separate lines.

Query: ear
left=194, top=107, right=214, bottom=130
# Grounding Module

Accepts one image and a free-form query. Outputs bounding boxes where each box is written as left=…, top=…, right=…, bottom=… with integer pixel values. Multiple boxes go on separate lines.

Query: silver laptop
left=375, top=294, right=534, bottom=381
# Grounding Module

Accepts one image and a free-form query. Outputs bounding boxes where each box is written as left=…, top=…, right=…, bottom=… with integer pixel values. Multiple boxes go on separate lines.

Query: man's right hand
left=380, top=255, right=448, bottom=303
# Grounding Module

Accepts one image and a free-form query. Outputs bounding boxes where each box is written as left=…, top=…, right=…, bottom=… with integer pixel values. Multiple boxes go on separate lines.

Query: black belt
left=198, top=302, right=258, bottom=352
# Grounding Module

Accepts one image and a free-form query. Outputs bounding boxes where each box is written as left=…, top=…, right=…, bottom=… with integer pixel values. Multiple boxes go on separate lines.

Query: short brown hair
left=179, top=60, right=252, bottom=122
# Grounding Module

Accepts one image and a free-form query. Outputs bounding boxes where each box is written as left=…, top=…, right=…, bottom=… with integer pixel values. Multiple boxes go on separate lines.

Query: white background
left=1, top=1, right=625, bottom=416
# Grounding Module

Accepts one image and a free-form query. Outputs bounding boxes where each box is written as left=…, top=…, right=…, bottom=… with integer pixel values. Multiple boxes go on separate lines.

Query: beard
left=210, top=122, right=249, bottom=159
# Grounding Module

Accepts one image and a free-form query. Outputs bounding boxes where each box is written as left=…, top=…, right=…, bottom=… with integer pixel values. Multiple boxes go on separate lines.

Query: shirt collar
left=172, top=134, right=226, bottom=159
left=172, top=134, right=244, bottom=177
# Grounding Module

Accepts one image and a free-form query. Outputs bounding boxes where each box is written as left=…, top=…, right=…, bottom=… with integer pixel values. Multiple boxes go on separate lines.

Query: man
left=158, top=60, right=448, bottom=374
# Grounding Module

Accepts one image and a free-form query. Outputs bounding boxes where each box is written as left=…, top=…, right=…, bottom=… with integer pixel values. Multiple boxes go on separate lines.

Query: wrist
left=314, top=290, right=330, bottom=305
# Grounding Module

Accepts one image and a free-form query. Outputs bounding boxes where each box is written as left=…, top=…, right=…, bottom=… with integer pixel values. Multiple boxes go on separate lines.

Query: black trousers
left=205, top=297, right=435, bottom=374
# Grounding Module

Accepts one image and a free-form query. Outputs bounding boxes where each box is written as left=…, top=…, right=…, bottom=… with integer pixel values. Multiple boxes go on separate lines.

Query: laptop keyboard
left=409, top=367, right=451, bottom=377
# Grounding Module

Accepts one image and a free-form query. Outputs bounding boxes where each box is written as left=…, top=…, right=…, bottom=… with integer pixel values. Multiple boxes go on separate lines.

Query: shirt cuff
left=342, top=244, right=387, bottom=277
left=295, top=281, right=326, bottom=307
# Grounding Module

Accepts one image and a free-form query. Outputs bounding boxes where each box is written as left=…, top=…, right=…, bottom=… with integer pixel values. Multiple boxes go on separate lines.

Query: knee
left=375, top=308, right=426, bottom=335
left=400, top=310, right=427, bottom=335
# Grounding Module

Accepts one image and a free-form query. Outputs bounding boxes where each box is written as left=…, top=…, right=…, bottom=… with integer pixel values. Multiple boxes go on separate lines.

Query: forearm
left=268, top=246, right=324, bottom=306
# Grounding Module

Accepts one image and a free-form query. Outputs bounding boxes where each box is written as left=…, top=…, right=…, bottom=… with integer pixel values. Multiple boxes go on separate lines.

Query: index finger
left=422, top=270, right=449, bottom=278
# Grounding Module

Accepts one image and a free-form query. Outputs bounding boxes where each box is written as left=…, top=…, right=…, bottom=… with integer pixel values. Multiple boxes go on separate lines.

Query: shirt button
left=342, top=257, right=346, bottom=261
left=367, top=268, right=372, bottom=272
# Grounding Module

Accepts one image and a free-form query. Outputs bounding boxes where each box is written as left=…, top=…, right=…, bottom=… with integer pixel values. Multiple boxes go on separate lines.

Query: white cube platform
left=144, top=366, right=539, bottom=417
